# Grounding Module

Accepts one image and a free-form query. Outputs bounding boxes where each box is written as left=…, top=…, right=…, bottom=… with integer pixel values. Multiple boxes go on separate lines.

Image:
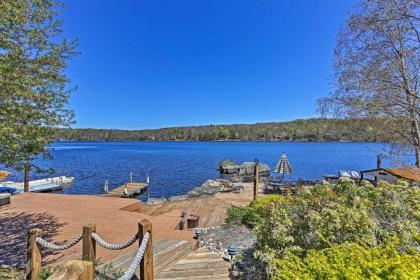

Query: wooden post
left=139, top=219, right=153, bottom=280
left=82, top=224, right=96, bottom=262
left=254, top=162, right=259, bottom=200
left=26, top=228, right=42, bottom=280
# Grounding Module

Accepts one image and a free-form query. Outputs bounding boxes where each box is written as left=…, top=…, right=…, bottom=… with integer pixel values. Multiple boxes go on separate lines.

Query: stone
left=0, top=193, right=11, bottom=206
left=218, top=160, right=271, bottom=182
left=146, top=197, right=167, bottom=205
left=186, top=179, right=224, bottom=198
left=48, top=260, right=93, bottom=280
left=219, top=160, right=239, bottom=174
left=238, top=162, right=270, bottom=176
left=167, top=195, right=188, bottom=202
left=0, top=265, right=24, bottom=280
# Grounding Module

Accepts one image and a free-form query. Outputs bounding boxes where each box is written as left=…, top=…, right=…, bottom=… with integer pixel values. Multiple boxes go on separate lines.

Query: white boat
left=3, top=176, right=75, bottom=193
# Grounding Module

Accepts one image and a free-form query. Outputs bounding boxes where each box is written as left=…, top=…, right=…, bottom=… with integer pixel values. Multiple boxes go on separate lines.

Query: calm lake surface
left=7, top=141, right=391, bottom=200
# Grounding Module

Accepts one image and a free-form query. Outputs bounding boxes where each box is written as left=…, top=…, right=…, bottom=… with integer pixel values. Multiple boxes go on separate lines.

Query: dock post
left=82, top=224, right=96, bottom=262
left=26, top=228, right=42, bottom=280
left=254, top=160, right=259, bottom=200
left=139, top=219, right=153, bottom=280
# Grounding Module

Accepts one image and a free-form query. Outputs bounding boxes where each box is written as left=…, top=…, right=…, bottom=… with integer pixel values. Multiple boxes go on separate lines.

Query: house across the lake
left=360, top=167, right=420, bottom=185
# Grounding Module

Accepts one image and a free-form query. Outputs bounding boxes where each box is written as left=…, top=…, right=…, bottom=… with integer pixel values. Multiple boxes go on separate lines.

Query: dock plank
left=106, top=182, right=148, bottom=198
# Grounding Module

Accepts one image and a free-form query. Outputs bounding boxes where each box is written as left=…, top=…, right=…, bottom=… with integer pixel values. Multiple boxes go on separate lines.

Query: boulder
left=186, top=179, right=224, bottom=198
left=238, top=162, right=270, bottom=176
left=219, top=160, right=239, bottom=174
left=167, top=195, right=188, bottom=202
left=219, top=161, right=270, bottom=176
left=146, top=197, right=167, bottom=205
left=48, top=260, right=93, bottom=280
left=0, top=193, right=11, bottom=206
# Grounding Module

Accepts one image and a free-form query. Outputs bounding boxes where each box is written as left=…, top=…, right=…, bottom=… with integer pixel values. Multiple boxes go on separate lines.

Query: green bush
left=226, top=195, right=285, bottom=228
left=250, top=180, right=420, bottom=278
left=271, top=240, right=420, bottom=280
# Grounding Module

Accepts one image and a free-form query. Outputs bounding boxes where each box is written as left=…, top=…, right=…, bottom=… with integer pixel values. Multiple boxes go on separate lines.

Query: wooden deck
left=105, top=182, right=148, bottom=197
left=122, top=182, right=264, bottom=228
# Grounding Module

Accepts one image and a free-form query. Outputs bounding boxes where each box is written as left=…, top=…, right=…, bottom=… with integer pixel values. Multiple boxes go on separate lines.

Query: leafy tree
left=318, top=0, right=420, bottom=166
left=0, top=0, right=77, bottom=191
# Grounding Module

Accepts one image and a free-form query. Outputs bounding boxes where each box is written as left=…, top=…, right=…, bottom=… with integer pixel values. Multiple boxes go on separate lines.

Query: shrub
left=226, top=195, right=285, bottom=228
left=251, top=180, right=420, bottom=278
left=271, top=240, right=420, bottom=280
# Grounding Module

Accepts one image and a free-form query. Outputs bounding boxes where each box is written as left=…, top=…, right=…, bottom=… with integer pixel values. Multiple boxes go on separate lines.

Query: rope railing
left=92, top=232, right=139, bottom=250
left=35, top=233, right=83, bottom=251
left=27, top=219, right=154, bottom=280
left=118, top=231, right=150, bottom=280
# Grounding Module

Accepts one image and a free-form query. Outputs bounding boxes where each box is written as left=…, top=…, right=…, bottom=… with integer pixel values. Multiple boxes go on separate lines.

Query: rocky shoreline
left=146, top=178, right=229, bottom=205
left=146, top=160, right=270, bottom=205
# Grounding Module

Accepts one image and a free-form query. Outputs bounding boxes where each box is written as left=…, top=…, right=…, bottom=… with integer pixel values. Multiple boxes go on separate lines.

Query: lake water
left=4, top=141, right=392, bottom=200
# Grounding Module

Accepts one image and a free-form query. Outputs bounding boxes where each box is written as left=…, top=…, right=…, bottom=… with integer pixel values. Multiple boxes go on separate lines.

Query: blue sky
left=63, top=0, right=356, bottom=129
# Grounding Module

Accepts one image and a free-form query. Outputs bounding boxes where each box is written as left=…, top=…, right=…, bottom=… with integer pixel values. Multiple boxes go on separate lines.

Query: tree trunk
left=415, top=144, right=420, bottom=168
left=24, top=163, right=30, bottom=192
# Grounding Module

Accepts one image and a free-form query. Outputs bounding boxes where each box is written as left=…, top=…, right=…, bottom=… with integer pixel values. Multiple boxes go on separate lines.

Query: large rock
left=219, top=161, right=270, bottom=176
left=49, top=260, right=93, bottom=280
left=167, top=195, right=188, bottom=202
left=238, top=162, right=270, bottom=176
left=186, top=179, right=224, bottom=198
left=0, top=193, right=11, bottom=206
left=219, top=160, right=240, bottom=174
left=146, top=197, right=167, bottom=205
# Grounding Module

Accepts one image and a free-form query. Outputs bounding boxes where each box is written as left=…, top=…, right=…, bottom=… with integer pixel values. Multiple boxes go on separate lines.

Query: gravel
left=199, top=225, right=267, bottom=280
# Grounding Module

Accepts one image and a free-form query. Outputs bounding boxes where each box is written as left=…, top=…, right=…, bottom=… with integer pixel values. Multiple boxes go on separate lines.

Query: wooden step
left=96, top=239, right=192, bottom=277
left=155, top=248, right=230, bottom=280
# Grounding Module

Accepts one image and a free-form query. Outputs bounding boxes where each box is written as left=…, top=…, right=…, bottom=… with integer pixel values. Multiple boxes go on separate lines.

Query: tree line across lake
left=56, top=118, right=387, bottom=142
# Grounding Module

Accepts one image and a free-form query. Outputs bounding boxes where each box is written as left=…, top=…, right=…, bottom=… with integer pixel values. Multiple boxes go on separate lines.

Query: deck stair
left=97, top=240, right=192, bottom=277
left=155, top=248, right=231, bottom=280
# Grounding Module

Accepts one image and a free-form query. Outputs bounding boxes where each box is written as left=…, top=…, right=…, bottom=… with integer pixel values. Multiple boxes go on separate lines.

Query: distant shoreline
left=55, top=139, right=385, bottom=144
left=55, top=118, right=386, bottom=143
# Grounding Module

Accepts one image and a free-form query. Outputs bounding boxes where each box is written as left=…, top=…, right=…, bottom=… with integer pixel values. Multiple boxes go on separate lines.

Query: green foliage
left=0, top=0, right=77, bottom=175
left=38, top=268, right=53, bottom=280
left=244, top=180, right=420, bottom=278
left=271, top=240, right=420, bottom=280
left=55, top=118, right=385, bottom=142
left=95, top=263, right=124, bottom=280
left=226, top=195, right=285, bottom=228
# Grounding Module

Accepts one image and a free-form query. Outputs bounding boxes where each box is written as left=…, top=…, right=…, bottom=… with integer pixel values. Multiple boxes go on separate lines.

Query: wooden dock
left=105, top=182, right=148, bottom=198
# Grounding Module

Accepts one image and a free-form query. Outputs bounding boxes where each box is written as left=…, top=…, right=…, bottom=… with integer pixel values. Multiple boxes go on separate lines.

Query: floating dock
left=105, top=182, right=148, bottom=198
left=3, top=176, right=74, bottom=193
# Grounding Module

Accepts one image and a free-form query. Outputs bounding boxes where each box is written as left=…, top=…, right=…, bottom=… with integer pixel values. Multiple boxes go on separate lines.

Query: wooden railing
left=27, top=219, right=154, bottom=280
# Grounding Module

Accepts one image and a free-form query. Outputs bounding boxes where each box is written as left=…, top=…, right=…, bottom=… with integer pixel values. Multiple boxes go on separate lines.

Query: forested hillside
left=56, top=118, right=387, bottom=142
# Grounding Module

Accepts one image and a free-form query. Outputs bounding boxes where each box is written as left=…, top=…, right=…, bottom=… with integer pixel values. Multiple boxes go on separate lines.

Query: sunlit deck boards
left=106, top=182, right=148, bottom=198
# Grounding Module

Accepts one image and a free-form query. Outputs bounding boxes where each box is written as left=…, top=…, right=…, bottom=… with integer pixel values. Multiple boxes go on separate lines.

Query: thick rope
left=35, top=234, right=83, bottom=251
left=91, top=232, right=139, bottom=250
left=118, top=232, right=150, bottom=280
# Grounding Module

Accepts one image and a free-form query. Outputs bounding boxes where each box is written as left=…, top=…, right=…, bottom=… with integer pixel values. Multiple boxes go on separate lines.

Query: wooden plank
left=156, top=267, right=229, bottom=278
left=107, top=182, right=148, bottom=197
left=156, top=274, right=229, bottom=280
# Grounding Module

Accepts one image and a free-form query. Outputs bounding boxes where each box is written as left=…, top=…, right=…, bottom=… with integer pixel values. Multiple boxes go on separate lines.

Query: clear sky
left=63, top=0, right=356, bottom=129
